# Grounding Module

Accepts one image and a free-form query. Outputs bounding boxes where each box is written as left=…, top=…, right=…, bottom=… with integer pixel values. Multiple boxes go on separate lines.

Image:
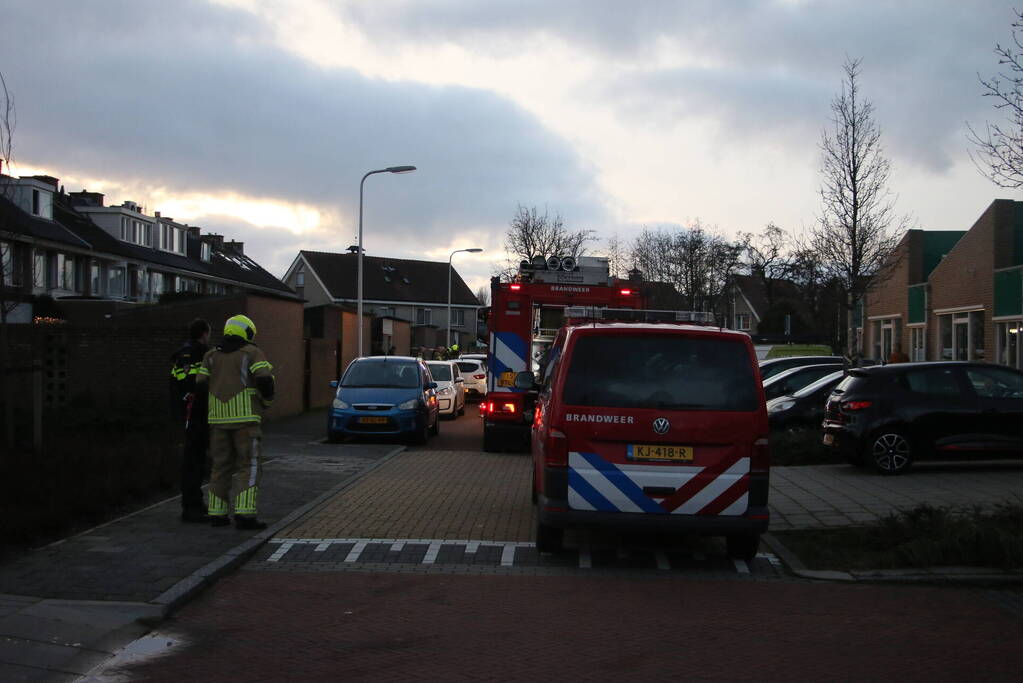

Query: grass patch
left=765, top=344, right=834, bottom=359
left=775, top=503, right=1023, bottom=571
left=770, top=427, right=837, bottom=466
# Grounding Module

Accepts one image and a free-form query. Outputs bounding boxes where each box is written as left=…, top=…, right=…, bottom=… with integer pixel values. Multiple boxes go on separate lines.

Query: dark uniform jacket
left=170, top=339, right=209, bottom=434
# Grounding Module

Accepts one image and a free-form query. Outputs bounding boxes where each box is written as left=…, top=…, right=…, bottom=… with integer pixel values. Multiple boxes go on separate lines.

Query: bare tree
left=603, top=232, right=628, bottom=279
left=736, top=223, right=790, bottom=308
left=474, top=284, right=490, bottom=307
left=0, top=69, right=17, bottom=448
left=631, top=221, right=741, bottom=312
left=809, top=57, right=906, bottom=356
left=500, top=204, right=595, bottom=279
left=968, top=8, right=1023, bottom=188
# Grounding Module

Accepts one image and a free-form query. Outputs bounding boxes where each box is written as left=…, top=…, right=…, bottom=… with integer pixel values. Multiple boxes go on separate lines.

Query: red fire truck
left=481, top=256, right=645, bottom=451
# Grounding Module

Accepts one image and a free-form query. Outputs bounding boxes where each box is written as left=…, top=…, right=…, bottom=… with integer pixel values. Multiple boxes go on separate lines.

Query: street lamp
left=448, top=248, right=484, bottom=349
left=357, top=165, right=416, bottom=358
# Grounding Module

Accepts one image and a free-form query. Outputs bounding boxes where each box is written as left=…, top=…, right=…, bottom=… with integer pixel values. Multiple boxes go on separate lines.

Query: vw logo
left=652, top=417, right=670, bottom=435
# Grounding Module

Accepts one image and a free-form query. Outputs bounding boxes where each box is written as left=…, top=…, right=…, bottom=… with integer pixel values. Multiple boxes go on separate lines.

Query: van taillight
left=474, top=374, right=486, bottom=379
left=751, top=437, right=770, bottom=473
left=546, top=429, right=568, bottom=467
left=842, top=400, right=873, bottom=411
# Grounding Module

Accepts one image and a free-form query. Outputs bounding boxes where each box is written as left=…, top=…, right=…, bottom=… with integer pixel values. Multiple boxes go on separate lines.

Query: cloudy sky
left=1, top=0, right=1017, bottom=292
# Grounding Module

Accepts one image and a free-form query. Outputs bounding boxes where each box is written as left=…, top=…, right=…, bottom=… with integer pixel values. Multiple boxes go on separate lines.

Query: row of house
left=860, top=199, right=1023, bottom=369
left=0, top=172, right=481, bottom=353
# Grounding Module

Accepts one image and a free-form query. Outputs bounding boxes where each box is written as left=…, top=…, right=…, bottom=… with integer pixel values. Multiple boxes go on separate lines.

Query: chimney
left=187, top=226, right=201, bottom=237
left=68, top=190, right=105, bottom=207
left=204, top=233, right=225, bottom=250
left=225, top=240, right=245, bottom=255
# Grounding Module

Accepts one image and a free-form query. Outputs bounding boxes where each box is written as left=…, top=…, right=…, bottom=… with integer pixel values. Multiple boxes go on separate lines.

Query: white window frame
left=734, top=313, right=750, bottom=331
left=909, top=325, right=927, bottom=362
left=416, top=308, right=432, bottom=325
left=108, top=265, right=126, bottom=298
left=451, top=308, right=465, bottom=327
left=201, top=242, right=211, bottom=262
left=996, top=320, right=1023, bottom=369
left=937, top=310, right=985, bottom=361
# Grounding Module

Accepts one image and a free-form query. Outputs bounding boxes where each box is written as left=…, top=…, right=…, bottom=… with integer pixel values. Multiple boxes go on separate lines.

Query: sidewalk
left=0, top=412, right=401, bottom=683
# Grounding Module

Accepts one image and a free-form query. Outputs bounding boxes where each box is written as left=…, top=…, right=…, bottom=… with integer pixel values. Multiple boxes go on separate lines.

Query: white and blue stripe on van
left=567, top=452, right=750, bottom=516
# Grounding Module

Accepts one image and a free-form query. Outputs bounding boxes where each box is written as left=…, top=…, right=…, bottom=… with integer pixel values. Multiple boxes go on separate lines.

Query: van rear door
left=557, top=329, right=765, bottom=517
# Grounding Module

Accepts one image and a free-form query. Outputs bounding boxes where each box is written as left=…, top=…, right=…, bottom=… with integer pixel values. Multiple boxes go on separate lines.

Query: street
left=93, top=407, right=1023, bottom=682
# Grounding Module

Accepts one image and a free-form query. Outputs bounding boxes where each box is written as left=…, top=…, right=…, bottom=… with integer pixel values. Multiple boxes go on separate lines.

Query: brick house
left=719, top=275, right=816, bottom=338
left=282, top=250, right=481, bottom=352
left=861, top=199, right=1023, bottom=367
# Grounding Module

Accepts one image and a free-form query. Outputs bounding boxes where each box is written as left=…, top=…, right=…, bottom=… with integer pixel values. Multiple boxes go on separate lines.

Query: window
left=1, top=241, right=18, bottom=287
left=909, top=327, right=926, bottom=362
left=563, top=334, right=758, bottom=411
left=734, top=313, right=750, bottom=331
left=120, top=217, right=129, bottom=241
left=341, top=360, right=421, bottom=388
left=937, top=311, right=984, bottom=361
left=54, top=253, right=75, bottom=291
left=965, top=366, right=1023, bottom=399
left=33, top=249, right=46, bottom=288
left=31, top=189, right=40, bottom=215
left=149, top=272, right=164, bottom=299
left=90, top=261, right=101, bottom=296
left=173, top=228, right=185, bottom=254
left=426, top=363, right=453, bottom=381
left=903, top=367, right=961, bottom=397
left=201, top=242, right=211, bottom=262
left=295, top=268, right=304, bottom=286
left=451, top=308, right=465, bottom=327
left=416, top=308, right=432, bottom=325
left=108, top=266, right=126, bottom=297
left=997, top=321, right=1022, bottom=369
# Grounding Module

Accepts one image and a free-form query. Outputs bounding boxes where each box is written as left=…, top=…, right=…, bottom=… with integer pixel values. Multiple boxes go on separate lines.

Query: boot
left=235, top=516, right=267, bottom=531
left=210, top=515, right=231, bottom=527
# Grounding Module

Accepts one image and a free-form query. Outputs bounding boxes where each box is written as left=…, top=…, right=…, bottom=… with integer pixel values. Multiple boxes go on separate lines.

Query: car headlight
left=768, top=400, right=795, bottom=413
left=398, top=398, right=419, bottom=410
left=438, top=387, right=452, bottom=396
left=332, top=398, right=350, bottom=410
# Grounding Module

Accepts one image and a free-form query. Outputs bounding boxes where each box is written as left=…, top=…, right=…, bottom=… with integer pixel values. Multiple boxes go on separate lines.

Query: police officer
left=195, top=314, right=275, bottom=530
left=170, top=319, right=211, bottom=523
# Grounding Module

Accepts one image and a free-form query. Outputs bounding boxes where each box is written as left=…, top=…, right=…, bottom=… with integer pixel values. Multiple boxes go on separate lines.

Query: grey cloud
left=335, top=0, right=1010, bottom=172
left=1, top=0, right=610, bottom=246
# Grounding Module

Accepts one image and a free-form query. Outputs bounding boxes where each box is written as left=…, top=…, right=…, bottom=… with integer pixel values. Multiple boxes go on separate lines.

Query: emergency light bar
left=563, top=307, right=717, bottom=324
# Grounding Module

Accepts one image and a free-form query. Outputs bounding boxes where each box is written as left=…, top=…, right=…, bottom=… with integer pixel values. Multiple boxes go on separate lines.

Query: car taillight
left=474, top=374, right=486, bottom=379
left=483, top=400, right=518, bottom=415
left=546, top=429, right=568, bottom=467
left=842, top=400, right=873, bottom=411
left=751, top=437, right=770, bottom=474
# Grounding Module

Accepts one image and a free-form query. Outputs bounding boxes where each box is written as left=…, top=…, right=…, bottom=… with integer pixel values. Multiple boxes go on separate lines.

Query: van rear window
left=563, top=334, right=758, bottom=411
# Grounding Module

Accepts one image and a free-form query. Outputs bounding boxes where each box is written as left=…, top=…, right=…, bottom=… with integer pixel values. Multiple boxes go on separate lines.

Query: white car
left=455, top=359, right=488, bottom=400
left=426, top=361, right=466, bottom=418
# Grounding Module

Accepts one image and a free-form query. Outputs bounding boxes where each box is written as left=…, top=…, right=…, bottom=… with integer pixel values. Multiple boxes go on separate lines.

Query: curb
left=762, top=532, right=1023, bottom=586
left=150, top=444, right=406, bottom=616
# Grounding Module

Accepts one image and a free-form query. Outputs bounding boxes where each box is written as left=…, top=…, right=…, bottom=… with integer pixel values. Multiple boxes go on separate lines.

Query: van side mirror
left=329, top=380, right=339, bottom=389
left=426, top=381, right=438, bottom=390
left=514, top=371, right=538, bottom=390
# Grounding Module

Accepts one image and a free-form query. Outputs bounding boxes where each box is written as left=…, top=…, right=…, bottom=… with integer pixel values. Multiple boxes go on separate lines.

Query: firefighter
left=195, top=314, right=275, bottom=530
left=170, top=318, right=211, bottom=523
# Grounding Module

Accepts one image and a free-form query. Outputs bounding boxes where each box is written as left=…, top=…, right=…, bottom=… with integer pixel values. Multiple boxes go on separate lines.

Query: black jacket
left=170, top=339, right=209, bottom=430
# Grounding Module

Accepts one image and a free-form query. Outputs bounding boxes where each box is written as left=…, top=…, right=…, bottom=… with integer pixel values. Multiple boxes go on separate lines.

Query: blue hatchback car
left=327, top=356, right=440, bottom=444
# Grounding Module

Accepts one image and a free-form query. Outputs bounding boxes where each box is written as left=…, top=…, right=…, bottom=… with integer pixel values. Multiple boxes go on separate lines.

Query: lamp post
left=447, top=248, right=484, bottom=349
left=357, top=165, right=416, bottom=358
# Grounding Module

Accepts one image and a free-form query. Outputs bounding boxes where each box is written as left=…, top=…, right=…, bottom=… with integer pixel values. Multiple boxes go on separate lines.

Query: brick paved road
left=108, top=571, right=1023, bottom=681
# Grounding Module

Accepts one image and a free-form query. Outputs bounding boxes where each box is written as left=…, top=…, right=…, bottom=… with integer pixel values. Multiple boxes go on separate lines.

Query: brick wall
left=308, top=338, right=339, bottom=410
left=927, top=200, right=1009, bottom=361
left=864, top=232, right=915, bottom=358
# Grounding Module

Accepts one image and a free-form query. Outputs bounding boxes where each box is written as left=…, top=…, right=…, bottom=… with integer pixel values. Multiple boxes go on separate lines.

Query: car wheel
left=429, top=414, right=440, bottom=436
left=412, top=419, right=430, bottom=445
left=458, top=402, right=465, bottom=416
left=535, top=522, right=563, bottom=553
left=726, top=533, right=760, bottom=561
left=868, top=430, right=913, bottom=475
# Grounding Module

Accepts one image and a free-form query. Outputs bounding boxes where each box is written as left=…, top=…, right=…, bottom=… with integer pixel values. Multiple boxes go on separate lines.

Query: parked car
left=759, top=355, right=845, bottom=381
left=459, top=353, right=488, bottom=365
left=766, top=370, right=846, bottom=430
left=426, top=360, right=466, bottom=418
left=823, top=362, right=1023, bottom=474
left=525, top=320, right=770, bottom=561
left=455, top=359, right=488, bottom=400
left=762, top=363, right=845, bottom=401
left=327, top=356, right=439, bottom=444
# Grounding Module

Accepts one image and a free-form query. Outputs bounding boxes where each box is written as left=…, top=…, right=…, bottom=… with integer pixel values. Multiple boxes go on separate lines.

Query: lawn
left=765, top=344, right=834, bottom=359
left=774, top=503, right=1023, bottom=571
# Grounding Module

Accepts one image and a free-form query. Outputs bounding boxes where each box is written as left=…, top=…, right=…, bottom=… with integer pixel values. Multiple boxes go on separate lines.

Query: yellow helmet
left=224, top=314, right=257, bottom=341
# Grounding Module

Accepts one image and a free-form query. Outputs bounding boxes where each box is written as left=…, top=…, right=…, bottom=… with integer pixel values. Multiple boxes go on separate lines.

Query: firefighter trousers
left=207, top=423, right=263, bottom=519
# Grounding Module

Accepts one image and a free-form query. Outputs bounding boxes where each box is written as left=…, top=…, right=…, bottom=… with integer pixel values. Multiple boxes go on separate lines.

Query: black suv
left=822, top=362, right=1023, bottom=474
